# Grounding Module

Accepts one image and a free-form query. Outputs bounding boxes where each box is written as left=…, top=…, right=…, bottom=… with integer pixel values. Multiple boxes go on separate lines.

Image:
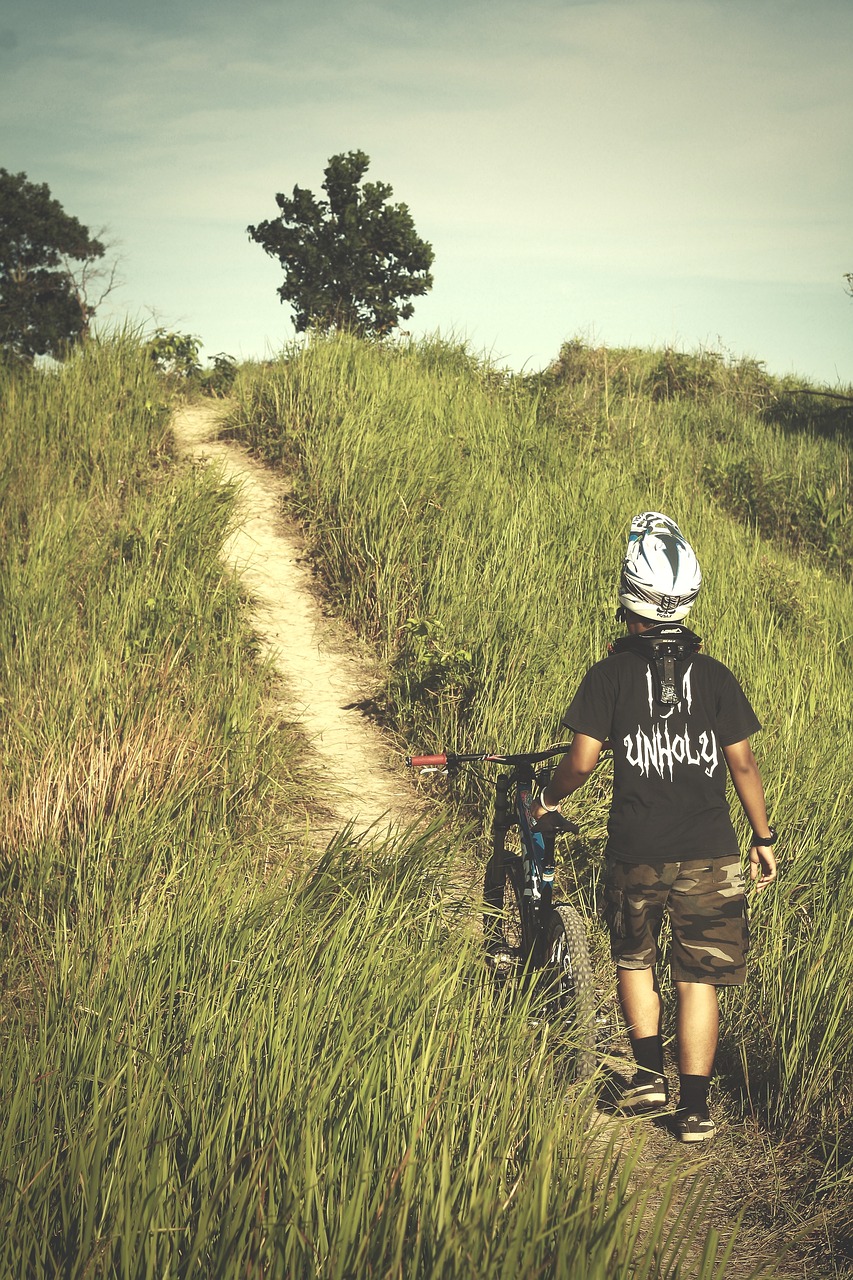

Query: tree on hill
left=0, top=168, right=113, bottom=362
left=248, top=150, right=434, bottom=338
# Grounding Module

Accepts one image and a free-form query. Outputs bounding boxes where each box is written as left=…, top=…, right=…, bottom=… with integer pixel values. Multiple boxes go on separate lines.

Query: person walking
left=530, top=512, right=777, bottom=1142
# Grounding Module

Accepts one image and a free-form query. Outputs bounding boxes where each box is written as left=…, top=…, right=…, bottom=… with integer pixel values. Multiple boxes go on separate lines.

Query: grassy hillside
left=1, top=337, right=761, bottom=1277
left=229, top=333, right=853, bottom=1263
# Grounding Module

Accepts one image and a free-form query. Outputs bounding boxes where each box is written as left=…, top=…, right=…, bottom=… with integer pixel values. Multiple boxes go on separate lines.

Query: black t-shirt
left=562, top=649, right=761, bottom=864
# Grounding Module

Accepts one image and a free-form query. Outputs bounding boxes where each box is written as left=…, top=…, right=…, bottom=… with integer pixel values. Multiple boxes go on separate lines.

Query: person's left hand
left=749, top=844, right=777, bottom=892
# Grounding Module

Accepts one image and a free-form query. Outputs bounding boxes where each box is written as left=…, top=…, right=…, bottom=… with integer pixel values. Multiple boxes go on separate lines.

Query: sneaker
left=615, top=1072, right=669, bottom=1111
left=674, top=1110, right=716, bottom=1143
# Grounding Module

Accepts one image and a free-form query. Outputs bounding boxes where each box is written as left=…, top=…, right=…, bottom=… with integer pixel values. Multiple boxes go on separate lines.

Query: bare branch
left=786, top=388, right=853, bottom=403
left=60, top=229, right=124, bottom=335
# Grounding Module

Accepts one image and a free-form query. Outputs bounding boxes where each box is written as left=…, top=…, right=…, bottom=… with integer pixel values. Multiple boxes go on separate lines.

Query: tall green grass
left=3, top=824, right=755, bottom=1278
left=0, top=337, right=292, bottom=936
left=539, top=339, right=853, bottom=566
left=229, top=333, right=853, bottom=1237
left=1, top=337, right=759, bottom=1276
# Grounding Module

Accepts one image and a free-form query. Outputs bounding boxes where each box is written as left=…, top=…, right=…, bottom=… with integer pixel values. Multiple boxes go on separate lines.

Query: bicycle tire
left=482, top=854, right=527, bottom=973
left=543, top=903, right=596, bottom=1079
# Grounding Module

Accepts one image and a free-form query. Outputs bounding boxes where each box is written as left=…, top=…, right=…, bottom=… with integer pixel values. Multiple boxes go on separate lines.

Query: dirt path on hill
left=171, top=401, right=419, bottom=843
left=171, top=401, right=801, bottom=1279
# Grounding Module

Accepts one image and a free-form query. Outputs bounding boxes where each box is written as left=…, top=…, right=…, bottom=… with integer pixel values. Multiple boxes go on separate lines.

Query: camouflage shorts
left=600, top=856, right=749, bottom=985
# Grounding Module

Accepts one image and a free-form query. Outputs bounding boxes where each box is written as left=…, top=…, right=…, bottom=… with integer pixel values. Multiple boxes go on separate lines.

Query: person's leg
left=617, top=965, right=663, bottom=1071
left=618, top=966, right=661, bottom=1038
left=674, top=979, right=718, bottom=1077
left=668, top=856, right=746, bottom=1140
left=603, top=859, right=676, bottom=1106
left=674, top=979, right=718, bottom=1127
left=615, top=965, right=665, bottom=1104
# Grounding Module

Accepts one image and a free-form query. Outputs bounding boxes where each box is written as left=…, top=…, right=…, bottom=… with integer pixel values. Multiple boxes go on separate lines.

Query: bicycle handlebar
left=406, top=744, right=572, bottom=769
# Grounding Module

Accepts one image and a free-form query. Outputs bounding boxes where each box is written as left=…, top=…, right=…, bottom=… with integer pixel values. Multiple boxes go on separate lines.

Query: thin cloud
left=2, top=0, right=850, bottom=379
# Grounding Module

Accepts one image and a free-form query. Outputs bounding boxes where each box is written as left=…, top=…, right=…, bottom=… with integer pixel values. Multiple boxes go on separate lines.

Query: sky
left=2, top=0, right=852, bottom=384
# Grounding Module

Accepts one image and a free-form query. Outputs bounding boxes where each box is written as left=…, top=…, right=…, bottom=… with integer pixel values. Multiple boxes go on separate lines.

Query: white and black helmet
left=618, top=512, right=701, bottom=622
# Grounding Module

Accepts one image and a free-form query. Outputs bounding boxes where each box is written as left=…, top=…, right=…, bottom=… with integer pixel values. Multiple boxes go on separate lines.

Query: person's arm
left=721, top=738, right=777, bottom=893
left=530, top=733, right=604, bottom=821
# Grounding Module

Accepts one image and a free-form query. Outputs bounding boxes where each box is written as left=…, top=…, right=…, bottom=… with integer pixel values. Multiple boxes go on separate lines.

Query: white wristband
left=539, top=787, right=561, bottom=812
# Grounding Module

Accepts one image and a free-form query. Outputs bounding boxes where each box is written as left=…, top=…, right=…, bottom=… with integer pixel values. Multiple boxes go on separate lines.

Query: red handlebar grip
left=408, top=754, right=448, bottom=767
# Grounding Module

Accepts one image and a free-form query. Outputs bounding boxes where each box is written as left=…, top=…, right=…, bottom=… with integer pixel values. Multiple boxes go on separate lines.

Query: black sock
left=631, top=1035, right=664, bottom=1077
left=678, top=1074, right=710, bottom=1116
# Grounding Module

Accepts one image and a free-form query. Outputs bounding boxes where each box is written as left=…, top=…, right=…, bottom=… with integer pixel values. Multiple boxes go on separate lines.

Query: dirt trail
left=171, top=402, right=798, bottom=1278
left=171, top=401, right=418, bottom=842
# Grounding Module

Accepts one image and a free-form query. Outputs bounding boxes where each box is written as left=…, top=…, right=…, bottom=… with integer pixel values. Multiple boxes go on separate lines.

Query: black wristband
left=751, top=825, right=778, bottom=846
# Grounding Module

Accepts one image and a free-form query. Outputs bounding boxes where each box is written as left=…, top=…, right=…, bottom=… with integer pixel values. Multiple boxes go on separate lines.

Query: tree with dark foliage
left=0, top=168, right=106, bottom=361
left=248, top=151, right=434, bottom=338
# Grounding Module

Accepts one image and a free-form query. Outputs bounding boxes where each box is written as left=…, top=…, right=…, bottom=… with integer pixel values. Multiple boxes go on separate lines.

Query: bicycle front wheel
left=543, top=903, right=596, bottom=1079
left=482, top=854, right=526, bottom=973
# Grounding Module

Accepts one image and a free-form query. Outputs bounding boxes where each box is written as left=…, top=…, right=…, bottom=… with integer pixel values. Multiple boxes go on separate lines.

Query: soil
left=171, top=401, right=419, bottom=843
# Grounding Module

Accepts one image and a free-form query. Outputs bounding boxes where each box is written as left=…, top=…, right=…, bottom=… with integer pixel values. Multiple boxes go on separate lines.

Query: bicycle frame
left=408, top=746, right=605, bottom=1079
left=407, top=746, right=577, bottom=966
left=492, top=758, right=578, bottom=966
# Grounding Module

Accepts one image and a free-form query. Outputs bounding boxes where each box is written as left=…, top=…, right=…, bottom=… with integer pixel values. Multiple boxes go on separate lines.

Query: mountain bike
left=407, top=745, right=599, bottom=1079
